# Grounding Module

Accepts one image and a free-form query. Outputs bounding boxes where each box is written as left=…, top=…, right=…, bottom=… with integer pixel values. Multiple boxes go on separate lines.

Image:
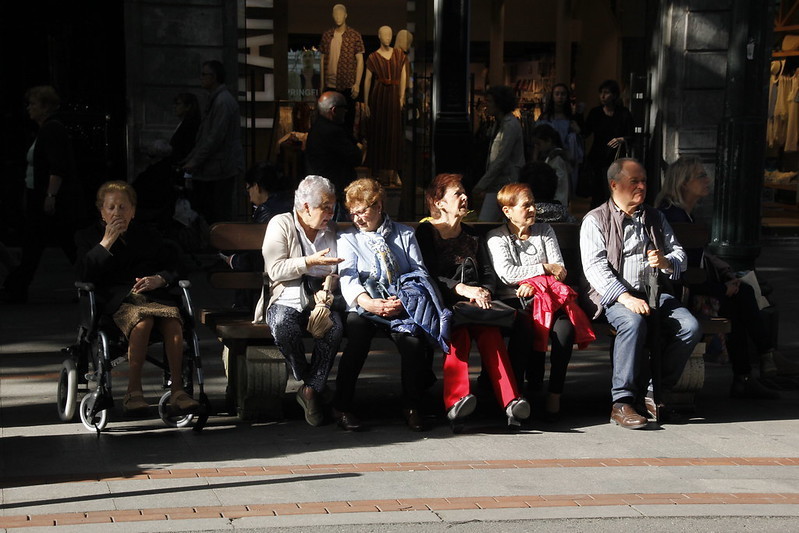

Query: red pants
left=443, top=324, right=520, bottom=410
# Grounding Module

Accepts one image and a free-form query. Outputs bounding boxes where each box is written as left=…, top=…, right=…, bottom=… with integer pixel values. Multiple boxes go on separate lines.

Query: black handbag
left=450, top=257, right=516, bottom=328
left=451, top=299, right=516, bottom=328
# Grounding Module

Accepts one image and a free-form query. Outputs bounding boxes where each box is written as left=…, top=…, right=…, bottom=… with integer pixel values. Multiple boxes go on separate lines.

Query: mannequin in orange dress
left=363, top=26, right=407, bottom=180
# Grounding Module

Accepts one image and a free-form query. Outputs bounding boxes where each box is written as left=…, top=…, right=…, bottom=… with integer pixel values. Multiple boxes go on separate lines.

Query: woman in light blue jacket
left=334, top=178, right=447, bottom=432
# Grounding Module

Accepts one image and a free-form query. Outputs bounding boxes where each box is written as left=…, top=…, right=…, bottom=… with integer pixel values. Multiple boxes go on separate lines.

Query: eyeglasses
left=313, top=202, right=336, bottom=214
left=200, top=72, right=215, bottom=78
left=349, top=202, right=376, bottom=219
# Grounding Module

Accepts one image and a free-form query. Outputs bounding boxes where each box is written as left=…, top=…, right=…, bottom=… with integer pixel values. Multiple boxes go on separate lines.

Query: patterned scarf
left=362, top=214, right=400, bottom=287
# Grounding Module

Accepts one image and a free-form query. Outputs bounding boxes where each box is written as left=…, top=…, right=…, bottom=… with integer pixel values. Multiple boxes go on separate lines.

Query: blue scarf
left=362, top=214, right=400, bottom=287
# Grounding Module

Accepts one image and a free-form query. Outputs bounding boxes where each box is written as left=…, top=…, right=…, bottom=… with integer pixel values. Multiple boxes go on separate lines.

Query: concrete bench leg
left=669, top=342, right=706, bottom=412
left=236, top=345, right=288, bottom=420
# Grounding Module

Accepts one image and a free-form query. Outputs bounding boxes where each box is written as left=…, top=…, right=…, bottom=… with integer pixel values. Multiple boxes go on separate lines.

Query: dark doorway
left=0, top=0, right=127, bottom=241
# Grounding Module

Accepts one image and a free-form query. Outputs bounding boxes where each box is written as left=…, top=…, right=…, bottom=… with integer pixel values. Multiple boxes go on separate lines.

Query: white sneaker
left=447, top=394, right=477, bottom=421
left=505, top=397, right=531, bottom=421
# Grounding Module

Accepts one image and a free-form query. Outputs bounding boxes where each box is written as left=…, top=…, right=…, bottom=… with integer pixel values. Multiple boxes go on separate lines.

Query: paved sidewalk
left=1, top=239, right=798, bottom=531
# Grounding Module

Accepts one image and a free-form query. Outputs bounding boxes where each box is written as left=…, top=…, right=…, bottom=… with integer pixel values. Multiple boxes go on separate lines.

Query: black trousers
left=4, top=189, right=76, bottom=296
left=693, top=280, right=771, bottom=376
left=334, top=312, right=429, bottom=411
left=507, top=307, right=575, bottom=395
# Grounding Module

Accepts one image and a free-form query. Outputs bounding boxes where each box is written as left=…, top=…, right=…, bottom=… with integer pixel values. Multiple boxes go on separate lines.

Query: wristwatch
left=46, top=193, right=56, bottom=198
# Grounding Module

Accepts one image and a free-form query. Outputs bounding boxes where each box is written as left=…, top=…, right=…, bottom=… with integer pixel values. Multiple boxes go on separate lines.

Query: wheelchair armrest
left=74, top=281, right=98, bottom=328
left=178, top=279, right=195, bottom=320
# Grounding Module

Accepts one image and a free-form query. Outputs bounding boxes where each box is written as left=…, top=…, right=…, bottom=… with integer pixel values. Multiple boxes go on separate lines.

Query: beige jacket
left=253, top=212, right=337, bottom=323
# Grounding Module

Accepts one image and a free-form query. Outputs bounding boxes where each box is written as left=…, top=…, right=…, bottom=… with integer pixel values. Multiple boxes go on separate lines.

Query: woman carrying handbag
left=416, top=173, right=530, bottom=431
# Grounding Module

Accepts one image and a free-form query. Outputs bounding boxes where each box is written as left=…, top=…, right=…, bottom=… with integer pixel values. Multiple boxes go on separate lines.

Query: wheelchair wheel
left=57, top=359, right=78, bottom=422
left=158, top=391, right=194, bottom=428
left=79, top=393, right=109, bottom=432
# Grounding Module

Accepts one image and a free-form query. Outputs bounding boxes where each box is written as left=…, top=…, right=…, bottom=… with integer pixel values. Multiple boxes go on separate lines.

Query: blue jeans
left=604, top=293, right=701, bottom=403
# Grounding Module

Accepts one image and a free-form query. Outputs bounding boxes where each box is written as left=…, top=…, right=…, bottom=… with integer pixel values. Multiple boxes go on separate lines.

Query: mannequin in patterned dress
left=363, top=26, right=407, bottom=179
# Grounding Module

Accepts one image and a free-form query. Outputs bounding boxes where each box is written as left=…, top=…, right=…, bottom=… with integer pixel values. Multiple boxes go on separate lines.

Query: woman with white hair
left=255, top=175, right=344, bottom=426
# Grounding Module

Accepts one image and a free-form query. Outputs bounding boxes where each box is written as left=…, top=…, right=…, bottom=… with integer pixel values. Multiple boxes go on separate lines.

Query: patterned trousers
left=266, top=304, right=343, bottom=392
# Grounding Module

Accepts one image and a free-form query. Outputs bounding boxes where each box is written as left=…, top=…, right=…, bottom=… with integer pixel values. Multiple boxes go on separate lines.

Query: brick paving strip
left=3, top=457, right=798, bottom=486
left=1, top=492, right=798, bottom=528
left=2, top=458, right=798, bottom=527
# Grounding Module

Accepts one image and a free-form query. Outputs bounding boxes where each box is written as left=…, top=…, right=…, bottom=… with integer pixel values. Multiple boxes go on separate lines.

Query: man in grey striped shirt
left=580, top=158, right=701, bottom=429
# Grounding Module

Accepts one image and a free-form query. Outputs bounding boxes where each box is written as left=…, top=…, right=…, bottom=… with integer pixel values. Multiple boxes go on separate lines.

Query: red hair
left=425, top=173, right=463, bottom=218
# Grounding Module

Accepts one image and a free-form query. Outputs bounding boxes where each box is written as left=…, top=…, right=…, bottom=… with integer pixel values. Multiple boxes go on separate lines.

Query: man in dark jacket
left=304, top=91, right=363, bottom=217
left=183, top=60, right=245, bottom=224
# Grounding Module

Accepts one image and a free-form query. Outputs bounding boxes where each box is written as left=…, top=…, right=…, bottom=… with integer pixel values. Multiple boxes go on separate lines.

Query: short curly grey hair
left=294, top=175, right=336, bottom=211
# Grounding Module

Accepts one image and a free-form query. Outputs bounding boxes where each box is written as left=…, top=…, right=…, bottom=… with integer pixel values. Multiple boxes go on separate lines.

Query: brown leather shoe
left=402, top=408, right=426, bottom=432
left=332, top=408, right=363, bottom=431
left=123, top=392, right=149, bottom=416
left=610, top=402, right=648, bottom=429
left=169, top=391, right=200, bottom=415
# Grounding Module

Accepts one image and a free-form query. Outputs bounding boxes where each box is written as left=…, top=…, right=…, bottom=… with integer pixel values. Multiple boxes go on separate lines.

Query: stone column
left=710, top=0, right=773, bottom=270
left=432, top=0, right=471, bottom=176
left=555, top=0, right=571, bottom=84
left=489, top=0, right=505, bottom=87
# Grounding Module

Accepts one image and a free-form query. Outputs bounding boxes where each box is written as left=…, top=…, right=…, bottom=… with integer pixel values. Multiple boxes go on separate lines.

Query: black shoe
left=645, top=396, right=685, bottom=424
left=730, top=375, right=781, bottom=400
left=402, top=408, right=426, bottom=432
left=332, top=408, right=363, bottom=431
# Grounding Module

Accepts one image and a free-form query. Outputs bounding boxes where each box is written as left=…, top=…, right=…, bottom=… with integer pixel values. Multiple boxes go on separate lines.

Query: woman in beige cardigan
left=255, top=175, right=344, bottom=426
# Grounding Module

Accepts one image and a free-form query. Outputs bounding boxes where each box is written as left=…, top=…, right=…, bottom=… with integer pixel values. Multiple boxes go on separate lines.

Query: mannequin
left=319, top=4, right=364, bottom=135
left=393, top=29, right=413, bottom=88
left=299, top=50, right=320, bottom=102
left=363, top=26, right=407, bottom=180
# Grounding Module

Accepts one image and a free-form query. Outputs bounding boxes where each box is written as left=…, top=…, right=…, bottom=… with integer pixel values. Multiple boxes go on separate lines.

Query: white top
left=486, top=222, right=564, bottom=298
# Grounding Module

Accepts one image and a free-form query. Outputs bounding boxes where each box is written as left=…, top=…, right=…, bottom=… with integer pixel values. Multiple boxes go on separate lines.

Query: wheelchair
left=57, top=279, right=211, bottom=433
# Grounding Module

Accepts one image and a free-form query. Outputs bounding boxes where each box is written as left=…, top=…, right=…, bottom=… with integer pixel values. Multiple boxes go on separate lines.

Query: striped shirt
left=580, top=203, right=685, bottom=307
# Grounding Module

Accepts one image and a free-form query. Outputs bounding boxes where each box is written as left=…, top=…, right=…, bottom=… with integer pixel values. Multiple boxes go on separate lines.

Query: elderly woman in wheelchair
left=72, top=180, right=200, bottom=422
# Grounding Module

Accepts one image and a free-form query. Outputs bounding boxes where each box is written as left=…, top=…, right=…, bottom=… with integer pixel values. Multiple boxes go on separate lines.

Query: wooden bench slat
left=214, top=320, right=273, bottom=339
left=210, top=222, right=266, bottom=250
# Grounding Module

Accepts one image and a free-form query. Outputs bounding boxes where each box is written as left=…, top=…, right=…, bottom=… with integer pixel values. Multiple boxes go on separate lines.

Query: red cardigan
left=519, top=275, right=596, bottom=352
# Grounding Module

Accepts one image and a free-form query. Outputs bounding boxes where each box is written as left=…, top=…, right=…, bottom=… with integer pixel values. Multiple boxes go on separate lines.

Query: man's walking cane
left=645, top=244, right=663, bottom=423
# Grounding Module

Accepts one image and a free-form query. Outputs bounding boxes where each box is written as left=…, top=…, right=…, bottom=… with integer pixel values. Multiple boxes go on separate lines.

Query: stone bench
left=202, top=220, right=728, bottom=419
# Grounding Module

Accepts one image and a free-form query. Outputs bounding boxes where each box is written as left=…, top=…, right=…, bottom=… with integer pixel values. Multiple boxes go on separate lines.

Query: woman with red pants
left=416, top=173, right=530, bottom=431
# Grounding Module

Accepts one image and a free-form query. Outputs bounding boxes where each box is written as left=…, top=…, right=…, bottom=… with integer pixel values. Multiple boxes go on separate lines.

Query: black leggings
left=334, top=312, right=430, bottom=411
left=693, top=281, right=771, bottom=377
left=508, top=309, right=575, bottom=394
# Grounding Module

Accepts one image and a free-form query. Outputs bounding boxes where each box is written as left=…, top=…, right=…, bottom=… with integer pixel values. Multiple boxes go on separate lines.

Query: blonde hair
left=656, top=156, right=705, bottom=210
left=96, top=180, right=137, bottom=210
left=344, top=178, right=384, bottom=211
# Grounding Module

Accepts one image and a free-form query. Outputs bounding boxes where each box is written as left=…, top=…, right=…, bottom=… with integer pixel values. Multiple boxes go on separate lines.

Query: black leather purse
left=450, top=257, right=516, bottom=328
